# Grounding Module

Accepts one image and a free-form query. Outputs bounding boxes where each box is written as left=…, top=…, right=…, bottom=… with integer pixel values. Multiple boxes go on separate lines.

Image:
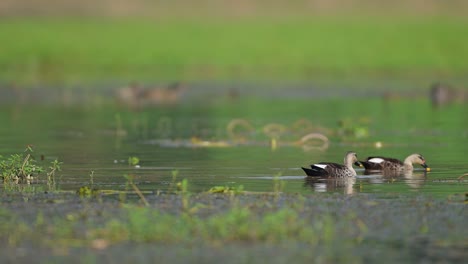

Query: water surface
left=0, top=85, right=466, bottom=196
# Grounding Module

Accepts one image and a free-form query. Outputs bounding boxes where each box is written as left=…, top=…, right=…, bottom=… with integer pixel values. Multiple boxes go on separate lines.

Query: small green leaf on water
left=77, top=186, right=92, bottom=196
left=76, top=186, right=99, bottom=197
left=128, top=156, right=140, bottom=166
left=208, top=186, right=225, bottom=193
left=420, top=224, right=429, bottom=234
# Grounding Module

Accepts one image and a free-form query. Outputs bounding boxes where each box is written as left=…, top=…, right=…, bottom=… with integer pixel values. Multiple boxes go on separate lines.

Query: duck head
left=345, top=151, right=361, bottom=167
left=405, top=154, right=429, bottom=169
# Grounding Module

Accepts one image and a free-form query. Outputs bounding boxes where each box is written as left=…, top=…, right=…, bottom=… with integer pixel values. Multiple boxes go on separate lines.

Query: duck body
left=302, top=151, right=360, bottom=178
left=115, top=82, right=185, bottom=109
left=360, top=154, right=428, bottom=174
left=302, top=162, right=356, bottom=178
left=141, top=82, right=186, bottom=106
left=361, top=156, right=403, bottom=171
left=430, top=82, right=466, bottom=108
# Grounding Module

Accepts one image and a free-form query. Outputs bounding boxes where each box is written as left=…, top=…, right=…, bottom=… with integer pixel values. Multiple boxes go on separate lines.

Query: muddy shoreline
left=0, top=192, right=466, bottom=263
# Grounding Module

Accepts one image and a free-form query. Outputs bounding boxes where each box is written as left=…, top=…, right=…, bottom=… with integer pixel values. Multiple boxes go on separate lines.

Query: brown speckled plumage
left=302, top=151, right=361, bottom=178
left=360, top=154, right=428, bottom=175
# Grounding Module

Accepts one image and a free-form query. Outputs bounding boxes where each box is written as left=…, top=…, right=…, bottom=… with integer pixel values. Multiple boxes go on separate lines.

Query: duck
left=429, top=82, right=466, bottom=108
left=360, top=153, right=429, bottom=173
left=141, top=82, right=186, bottom=106
left=301, top=151, right=361, bottom=178
left=115, top=82, right=144, bottom=110
left=115, top=82, right=186, bottom=109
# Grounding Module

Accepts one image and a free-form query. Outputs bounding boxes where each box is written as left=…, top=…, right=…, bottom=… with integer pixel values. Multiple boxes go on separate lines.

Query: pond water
left=0, top=84, right=466, bottom=196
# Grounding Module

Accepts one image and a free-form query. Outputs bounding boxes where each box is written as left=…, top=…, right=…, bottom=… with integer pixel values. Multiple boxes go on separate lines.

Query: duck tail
left=301, top=167, right=322, bottom=177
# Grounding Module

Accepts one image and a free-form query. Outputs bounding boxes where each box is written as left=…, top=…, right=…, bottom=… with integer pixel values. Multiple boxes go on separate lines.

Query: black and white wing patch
left=302, top=163, right=329, bottom=177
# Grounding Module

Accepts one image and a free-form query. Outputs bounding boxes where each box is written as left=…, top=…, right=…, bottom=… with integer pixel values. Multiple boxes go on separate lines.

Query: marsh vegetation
left=0, top=1, right=467, bottom=263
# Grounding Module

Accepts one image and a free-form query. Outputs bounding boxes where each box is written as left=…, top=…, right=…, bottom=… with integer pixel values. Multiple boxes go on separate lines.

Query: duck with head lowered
left=302, top=151, right=362, bottom=178
left=359, top=153, right=430, bottom=174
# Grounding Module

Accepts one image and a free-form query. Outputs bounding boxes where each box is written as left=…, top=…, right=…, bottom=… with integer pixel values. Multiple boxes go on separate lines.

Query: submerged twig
left=131, top=182, right=149, bottom=206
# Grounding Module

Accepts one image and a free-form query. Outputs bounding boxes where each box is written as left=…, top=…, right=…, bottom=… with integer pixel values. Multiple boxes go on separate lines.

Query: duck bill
left=421, top=163, right=428, bottom=168
left=354, top=161, right=363, bottom=167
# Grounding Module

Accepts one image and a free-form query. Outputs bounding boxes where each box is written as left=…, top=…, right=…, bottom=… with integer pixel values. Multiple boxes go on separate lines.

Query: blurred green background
left=1, top=0, right=468, bottom=86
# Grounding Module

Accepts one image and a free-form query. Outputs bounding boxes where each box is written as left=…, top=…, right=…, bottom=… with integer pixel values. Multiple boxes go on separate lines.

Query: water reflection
left=403, top=171, right=428, bottom=189
left=0, top=88, right=466, bottom=196
left=364, top=170, right=428, bottom=189
left=304, top=177, right=357, bottom=194
left=304, top=170, right=430, bottom=194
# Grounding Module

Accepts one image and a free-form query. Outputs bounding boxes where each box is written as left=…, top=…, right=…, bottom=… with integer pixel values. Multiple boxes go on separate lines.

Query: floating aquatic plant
left=128, top=156, right=140, bottom=167
left=208, top=185, right=244, bottom=194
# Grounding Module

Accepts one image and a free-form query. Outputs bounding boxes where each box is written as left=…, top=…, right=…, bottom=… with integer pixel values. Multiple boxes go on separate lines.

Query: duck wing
left=302, top=165, right=328, bottom=177
left=361, top=156, right=403, bottom=170
left=302, top=162, right=344, bottom=177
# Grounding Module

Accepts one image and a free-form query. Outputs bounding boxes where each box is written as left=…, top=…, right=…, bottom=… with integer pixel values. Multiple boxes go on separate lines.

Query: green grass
left=1, top=17, right=468, bottom=84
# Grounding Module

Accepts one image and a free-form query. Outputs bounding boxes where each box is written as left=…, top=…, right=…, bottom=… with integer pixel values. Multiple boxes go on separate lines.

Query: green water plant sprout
left=273, top=172, right=285, bottom=200
left=128, top=156, right=140, bottom=166
left=76, top=170, right=99, bottom=197
left=168, top=169, right=179, bottom=193
left=47, top=159, right=62, bottom=191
